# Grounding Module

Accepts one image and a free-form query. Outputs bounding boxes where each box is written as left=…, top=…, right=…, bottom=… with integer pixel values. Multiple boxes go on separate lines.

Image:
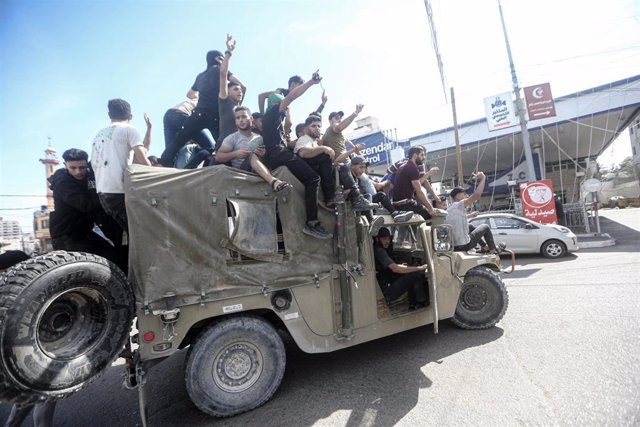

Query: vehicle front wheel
left=185, top=315, right=286, bottom=417
left=452, top=267, right=508, bottom=330
left=541, top=239, right=566, bottom=258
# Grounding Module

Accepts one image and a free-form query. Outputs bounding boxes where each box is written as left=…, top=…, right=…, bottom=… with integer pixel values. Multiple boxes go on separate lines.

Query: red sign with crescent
left=519, top=180, right=558, bottom=224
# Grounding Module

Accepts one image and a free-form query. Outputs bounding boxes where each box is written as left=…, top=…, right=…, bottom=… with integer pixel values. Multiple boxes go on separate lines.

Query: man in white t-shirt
left=91, top=98, right=151, bottom=231
left=215, top=106, right=292, bottom=192
left=444, top=171, right=503, bottom=254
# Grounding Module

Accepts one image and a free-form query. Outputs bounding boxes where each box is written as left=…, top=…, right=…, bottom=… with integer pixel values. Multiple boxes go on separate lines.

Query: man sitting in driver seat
left=373, top=227, right=428, bottom=310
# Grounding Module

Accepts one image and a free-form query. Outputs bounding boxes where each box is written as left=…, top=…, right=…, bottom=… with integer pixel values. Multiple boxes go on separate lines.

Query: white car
left=469, top=213, right=578, bottom=258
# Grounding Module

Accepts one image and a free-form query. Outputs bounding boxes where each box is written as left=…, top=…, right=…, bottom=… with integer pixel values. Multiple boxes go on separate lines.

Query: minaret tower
left=39, top=137, right=60, bottom=210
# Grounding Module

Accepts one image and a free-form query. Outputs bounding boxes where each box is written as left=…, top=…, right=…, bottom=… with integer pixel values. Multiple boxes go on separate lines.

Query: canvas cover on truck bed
left=124, top=164, right=359, bottom=310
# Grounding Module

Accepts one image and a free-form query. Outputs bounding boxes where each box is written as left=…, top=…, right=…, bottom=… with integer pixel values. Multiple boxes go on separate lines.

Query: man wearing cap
left=321, top=104, right=364, bottom=162
left=392, top=146, right=446, bottom=220
left=295, top=115, right=378, bottom=211
left=445, top=172, right=503, bottom=254
left=351, top=156, right=413, bottom=224
left=374, top=227, right=428, bottom=310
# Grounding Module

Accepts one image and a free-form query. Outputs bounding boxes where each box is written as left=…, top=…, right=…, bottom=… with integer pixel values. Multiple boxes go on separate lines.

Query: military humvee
left=0, top=164, right=507, bottom=423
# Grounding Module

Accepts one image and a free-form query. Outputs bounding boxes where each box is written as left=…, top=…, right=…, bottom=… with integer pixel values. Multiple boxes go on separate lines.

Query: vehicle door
left=491, top=216, right=539, bottom=252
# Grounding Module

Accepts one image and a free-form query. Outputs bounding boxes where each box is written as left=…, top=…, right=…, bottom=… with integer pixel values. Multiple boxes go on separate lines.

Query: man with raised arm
left=445, top=172, right=504, bottom=254
left=91, top=99, right=151, bottom=232
left=321, top=104, right=363, bottom=162
left=261, top=71, right=331, bottom=239
left=294, top=115, right=378, bottom=212
left=216, top=34, right=245, bottom=150
left=392, top=146, right=446, bottom=220
left=159, top=38, right=245, bottom=167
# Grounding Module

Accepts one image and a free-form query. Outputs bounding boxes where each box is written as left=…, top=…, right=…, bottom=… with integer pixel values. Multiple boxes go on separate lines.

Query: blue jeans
left=160, top=108, right=216, bottom=167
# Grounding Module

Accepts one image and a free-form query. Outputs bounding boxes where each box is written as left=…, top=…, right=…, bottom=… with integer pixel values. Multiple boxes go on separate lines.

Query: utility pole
left=450, top=87, right=464, bottom=186
left=498, top=0, right=538, bottom=182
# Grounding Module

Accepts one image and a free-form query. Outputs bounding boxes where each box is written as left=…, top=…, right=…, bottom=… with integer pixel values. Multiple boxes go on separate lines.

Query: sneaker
left=368, top=216, right=385, bottom=236
left=351, top=196, right=380, bottom=212
left=391, top=210, right=413, bottom=222
left=303, top=222, right=333, bottom=239
left=494, top=242, right=507, bottom=254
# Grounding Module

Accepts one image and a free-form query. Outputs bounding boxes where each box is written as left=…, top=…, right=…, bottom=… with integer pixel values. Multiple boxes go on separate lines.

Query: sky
left=0, top=0, right=638, bottom=232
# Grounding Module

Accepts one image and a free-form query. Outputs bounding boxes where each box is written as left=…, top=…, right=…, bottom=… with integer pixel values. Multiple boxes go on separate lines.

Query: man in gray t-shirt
left=215, top=107, right=292, bottom=193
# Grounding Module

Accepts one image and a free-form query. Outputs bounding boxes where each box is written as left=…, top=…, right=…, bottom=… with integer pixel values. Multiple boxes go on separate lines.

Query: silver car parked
left=469, top=213, right=578, bottom=258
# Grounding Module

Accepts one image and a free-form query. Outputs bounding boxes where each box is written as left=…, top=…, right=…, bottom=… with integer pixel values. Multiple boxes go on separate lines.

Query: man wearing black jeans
left=444, top=172, right=504, bottom=254
left=374, top=227, right=428, bottom=310
left=261, top=71, right=331, bottom=239
left=159, top=35, right=245, bottom=167
left=294, top=116, right=378, bottom=212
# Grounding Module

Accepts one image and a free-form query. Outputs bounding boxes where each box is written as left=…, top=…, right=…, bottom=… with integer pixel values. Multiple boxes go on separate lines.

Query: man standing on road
left=91, top=98, right=151, bottom=232
left=49, top=149, right=124, bottom=269
left=392, top=146, right=445, bottom=220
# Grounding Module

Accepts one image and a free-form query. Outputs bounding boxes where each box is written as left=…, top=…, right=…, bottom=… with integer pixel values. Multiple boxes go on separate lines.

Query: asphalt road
left=2, top=209, right=639, bottom=426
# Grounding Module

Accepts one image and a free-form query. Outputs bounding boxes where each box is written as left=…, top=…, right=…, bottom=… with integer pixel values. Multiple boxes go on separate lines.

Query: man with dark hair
left=159, top=35, right=245, bottom=166
left=215, top=106, right=291, bottom=192
left=49, top=149, right=124, bottom=268
left=216, top=35, right=245, bottom=150
left=261, top=71, right=332, bottom=239
left=392, top=146, right=446, bottom=220
left=350, top=155, right=413, bottom=224
left=91, top=98, right=151, bottom=232
left=374, top=227, right=428, bottom=310
left=251, top=112, right=263, bottom=135
left=295, top=115, right=377, bottom=212
left=444, top=172, right=504, bottom=254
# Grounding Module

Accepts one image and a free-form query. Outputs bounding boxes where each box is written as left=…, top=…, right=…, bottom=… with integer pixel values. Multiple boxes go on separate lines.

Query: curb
left=577, top=233, right=616, bottom=249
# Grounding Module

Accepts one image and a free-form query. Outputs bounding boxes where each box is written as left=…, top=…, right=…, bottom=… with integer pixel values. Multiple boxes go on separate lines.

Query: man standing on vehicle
left=49, top=148, right=124, bottom=269
left=445, top=172, right=503, bottom=254
left=374, top=227, right=428, bottom=310
left=392, top=146, right=445, bottom=220
left=91, top=98, right=151, bottom=232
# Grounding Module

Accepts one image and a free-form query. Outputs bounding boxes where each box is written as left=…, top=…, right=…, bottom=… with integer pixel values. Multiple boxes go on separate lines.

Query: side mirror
left=524, top=223, right=537, bottom=230
left=432, top=224, right=454, bottom=253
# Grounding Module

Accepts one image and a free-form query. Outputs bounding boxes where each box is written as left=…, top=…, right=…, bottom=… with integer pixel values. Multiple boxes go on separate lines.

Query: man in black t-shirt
left=262, top=71, right=332, bottom=240
left=373, top=227, right=428, bottom=309
left=159, top=35, right=245, bottom=167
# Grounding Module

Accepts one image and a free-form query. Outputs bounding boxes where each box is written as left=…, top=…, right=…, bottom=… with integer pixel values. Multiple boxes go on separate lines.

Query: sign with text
left=524, top=83, right=556, bottom=120
left=519, top=179, right=558, bottom=224
left=484, top=92, right=517, bottom=131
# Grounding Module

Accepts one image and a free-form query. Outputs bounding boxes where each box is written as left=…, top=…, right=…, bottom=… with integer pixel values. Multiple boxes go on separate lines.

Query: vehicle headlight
left=432, top=224, right=454, bottom=253
left=558, top=226, right=571, bottom=233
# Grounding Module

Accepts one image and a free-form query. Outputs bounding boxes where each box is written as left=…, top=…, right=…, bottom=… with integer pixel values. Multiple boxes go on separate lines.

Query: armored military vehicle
left=0, top=164, right=508, bottom=423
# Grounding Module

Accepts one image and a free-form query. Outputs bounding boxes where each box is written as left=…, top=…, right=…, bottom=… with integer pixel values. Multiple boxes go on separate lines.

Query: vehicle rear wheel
left=452, top=267, right=508, bottom=330
left=0, top=252, right=133, bottom=405
left=185, top=315, right=286, bottom=417
left=541, top=239, right=566, bottom=258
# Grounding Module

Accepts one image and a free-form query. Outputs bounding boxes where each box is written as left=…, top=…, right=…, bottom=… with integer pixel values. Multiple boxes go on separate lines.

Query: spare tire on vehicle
left=0, top=251, right=133, bottom=405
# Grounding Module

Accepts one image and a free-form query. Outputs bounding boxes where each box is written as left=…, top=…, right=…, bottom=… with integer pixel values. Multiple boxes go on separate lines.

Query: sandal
left=270, top=178, right=292, bottom=193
